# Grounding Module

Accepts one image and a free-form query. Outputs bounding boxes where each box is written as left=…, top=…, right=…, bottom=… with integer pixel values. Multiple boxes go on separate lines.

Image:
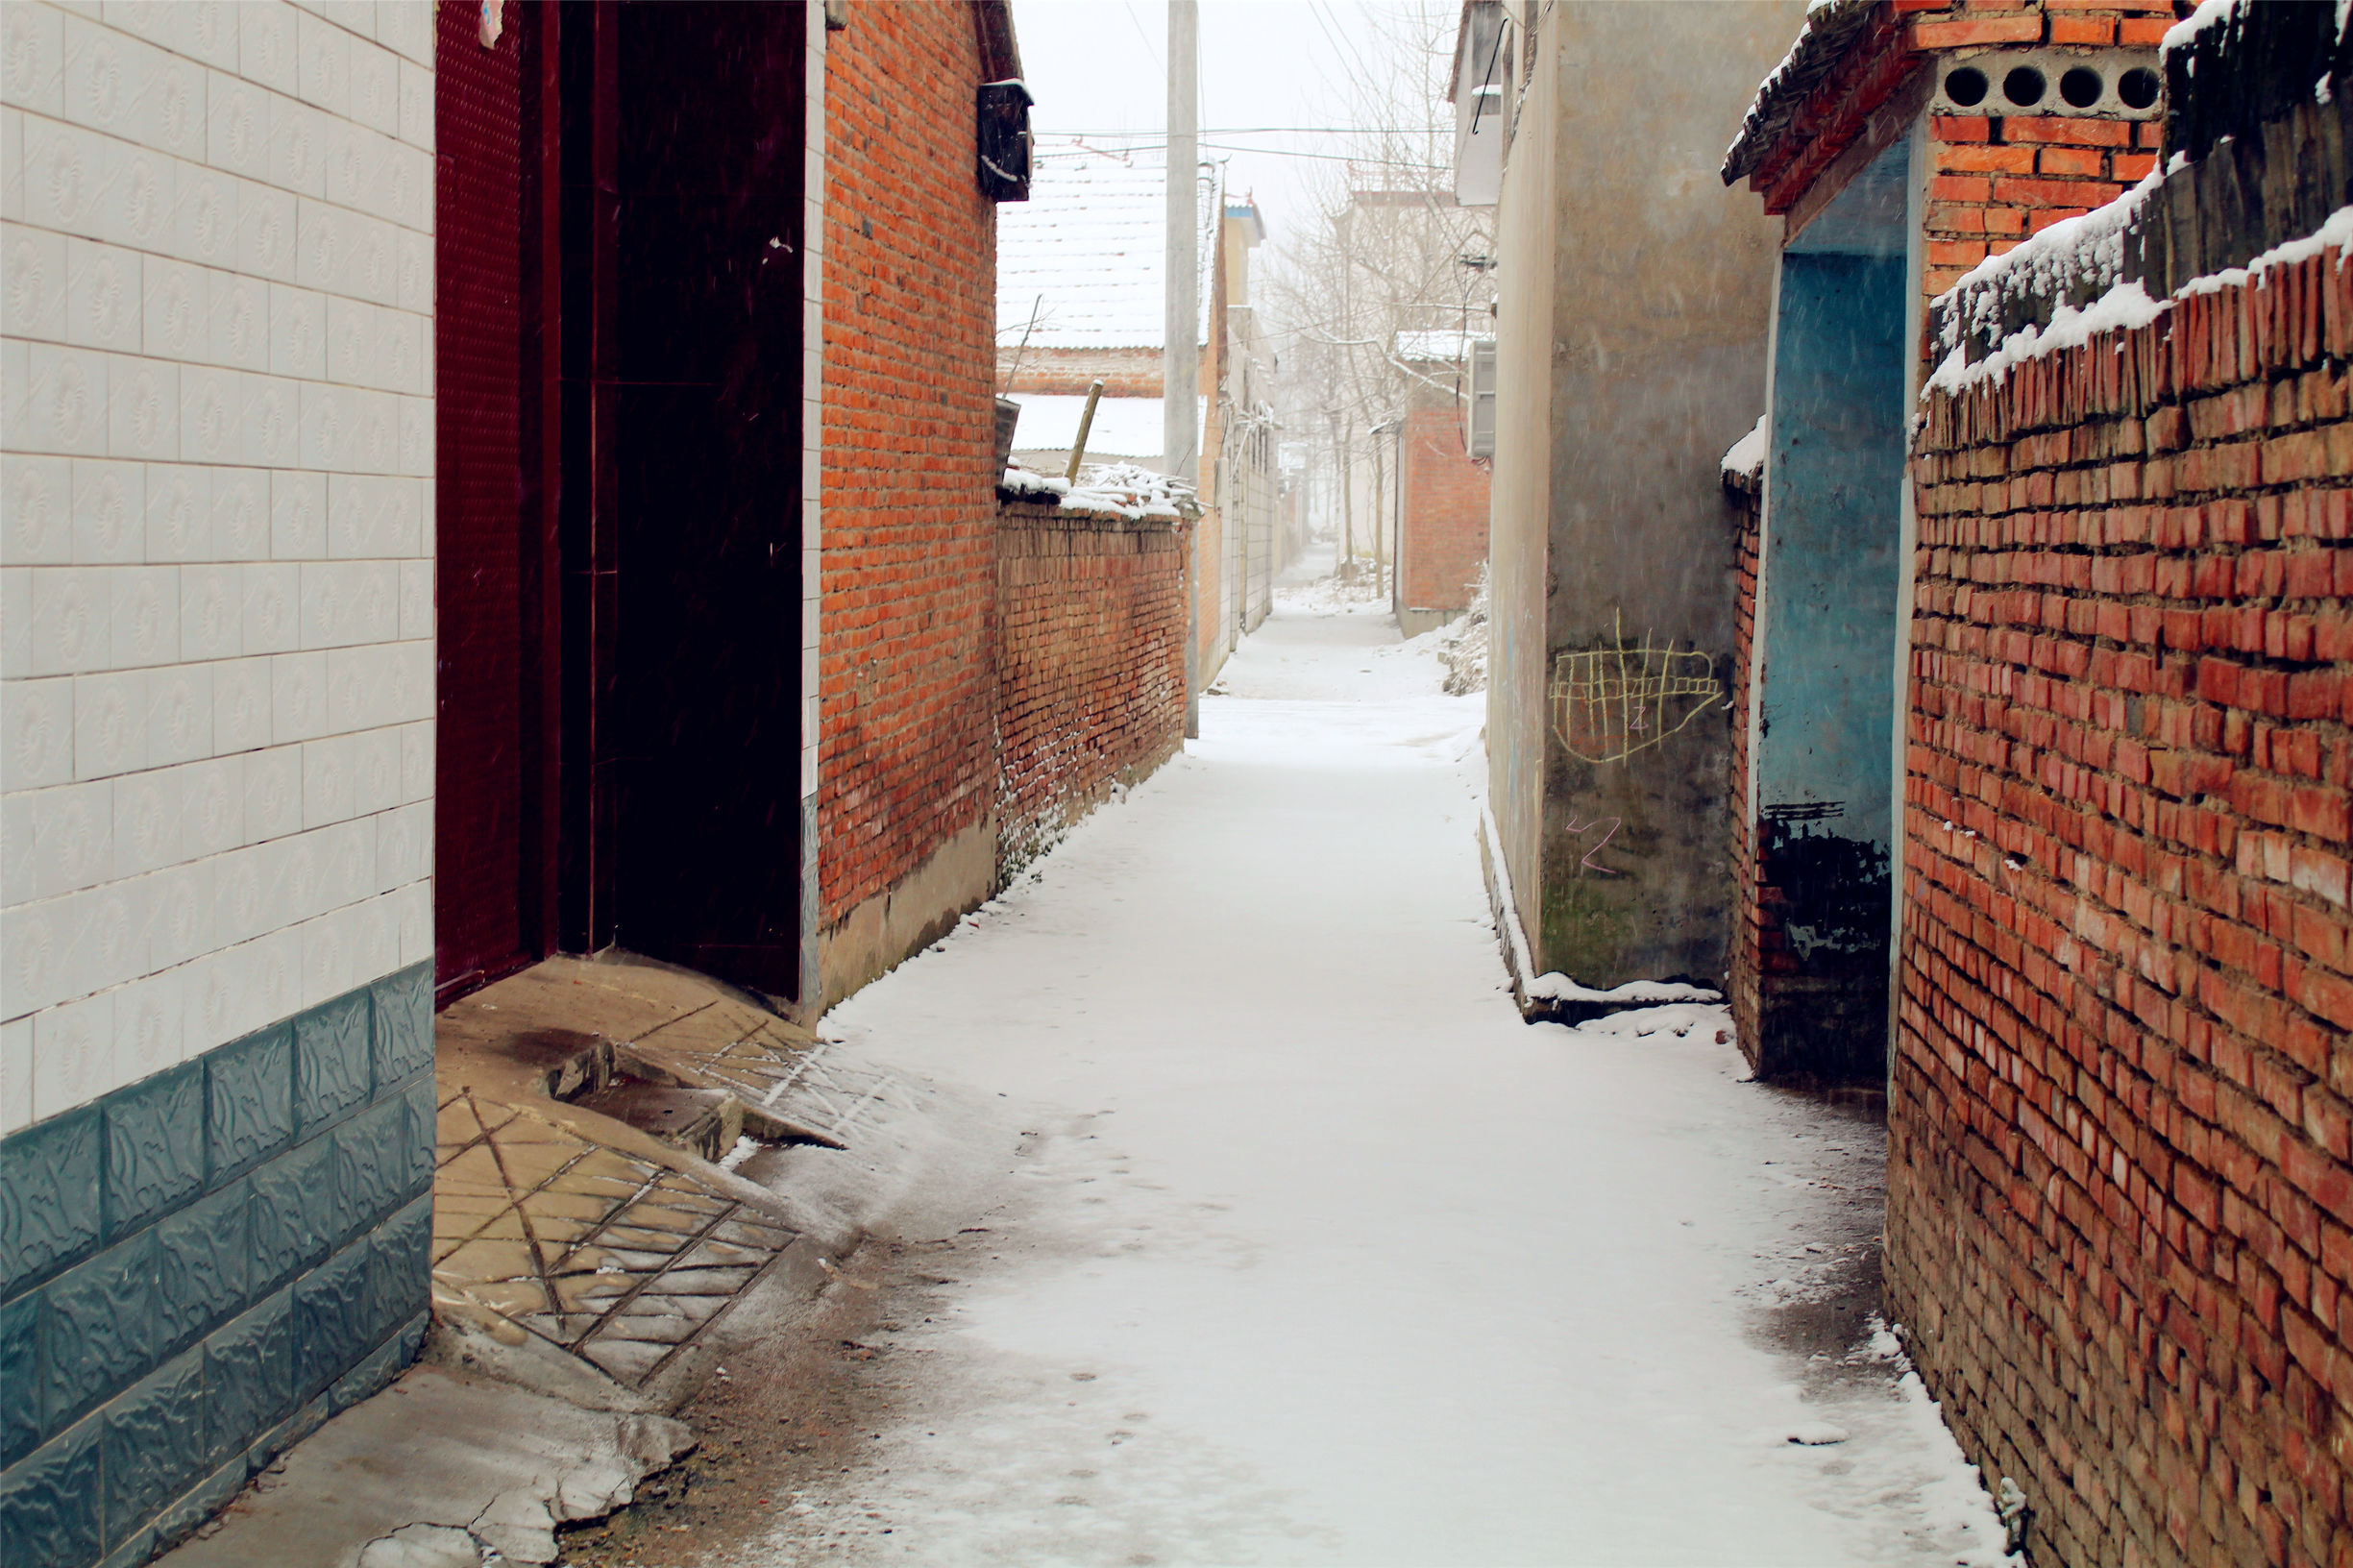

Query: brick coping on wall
left=1894, top=238, right=2353, bottom=1567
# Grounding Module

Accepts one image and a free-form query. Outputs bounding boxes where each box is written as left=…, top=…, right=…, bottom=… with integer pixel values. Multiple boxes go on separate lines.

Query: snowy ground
left=648, top=582, right=2017, bottom=1567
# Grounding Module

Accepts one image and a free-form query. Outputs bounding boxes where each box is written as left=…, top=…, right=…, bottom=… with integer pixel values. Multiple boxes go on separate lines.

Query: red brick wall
left=994, top=501, right=1189, bottom=873
left=821, top=3, right=999, bottom=926
left=1399, top=404, right=1491, bottom=614
left=1924, top=110, right=2159, bottom=300
left=1894, top=250, right=2353, bottom=1567
left=1727, top=470, right=1766, bottom=1060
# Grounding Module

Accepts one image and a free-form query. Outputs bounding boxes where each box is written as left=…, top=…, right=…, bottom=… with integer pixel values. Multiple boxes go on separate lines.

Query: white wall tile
left=393, top=225, right=426, bottom=314
left=147, top=855, right=213, bottom=968
left=105, top=349, right=175, bottom=459
left=177, top=360, right=236, bottom=463
left=109, top=561, right=175, bottom=665
left=298, top=727, right=351, bottom=826
left=380, top=2, right=429, bottom=65
left=140, top=253, right=205, bottom=361
left=241, top=739, right=298, bottom=839
left=208, top=266, right=266, bottom=370
left=72, top=665, right=144, bottom=773
left=1, top=109, right=22, bottom=225
left=178, top=560, right=235, bottom=657
left=143, top=459, right=209, bottom=560
left=20, top=341, right=109, bottom=453
left=144, top=657, right=209, bottom=761
left=240, top=367, right=296, bottom=466
left=374, top=795, right=425, bottom=888
left=269, top=465, right=323, bottom=556
left=0, top=1017, right=31, bottom=1131
left=28, top=565, right=108, bottom=673
left=394, top=55, right=429, bottom=152
left=209, top=651, right=267, bottom=751
left=299, top=559, right=393, bottom=649
left=269, top=646, right=325, bottom=741
left=235, top=175, right=293, bottom=281
left=173, top=161, right=236, bottom=267
left=3, top=453, right=74, bottom=562
left=24, top=776, right=110, bottom=898
left=203, top=65, right=268, bottom=180
left=60, top=11, right=142, bottom=140
left=0, top=674, right=74, bottom=788
left=395, top=556, right=428, bottom=640
left=0, top=791, right=28, bottom=905
left=106, top=139, right=172, bottom=252
left=347, top=37, right=394, bottom=137
left=348, top=720, right=395, bottom=813
left=388, top=871, right=426, bottom=965
left=240, top=558, right=297, bottom=651
left=3, top=5, right=67, bottom=118
left=178, top=752, right=240, bottom=856
left=0, top=567, right=26, bottom=676
left=293, top=10, right=348, bottom=118
left=342, top=206, right=393, bottom=303
left=238, top=3, right=297, bottom=99
left=63, top=234, right=138, bottom=351
left=116, top=964, right=182, bottom=1079
left=31, top=984, right=115, bottom=1114
left=110, top=761, right=180, bottom=874
left=69, top=455, right=140, bottom=561
left=267, top=280, right=321, bottom=378
left=209, top=462, right=267, bottom=557
left=141, top=46, right=206, bottom=163
left=394, top=714, right=428, bottom=802
left=266, top=87, right=322, bottom=196
left=1, top=221, right=67, bottom=341
left=16, top=114, right=115, bottom=239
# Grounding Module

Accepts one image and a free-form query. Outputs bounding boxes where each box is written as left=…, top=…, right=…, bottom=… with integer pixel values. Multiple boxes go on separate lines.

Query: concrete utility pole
left=1167, top=0, right=1200, bottom=737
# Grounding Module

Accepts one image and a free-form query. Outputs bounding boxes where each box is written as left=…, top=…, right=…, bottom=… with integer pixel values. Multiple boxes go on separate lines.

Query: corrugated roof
left=996, top=140, right=1217, bottom=352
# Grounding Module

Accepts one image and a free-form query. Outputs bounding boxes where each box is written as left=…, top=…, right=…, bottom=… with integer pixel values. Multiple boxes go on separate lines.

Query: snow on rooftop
left=1392, top=329, right=1490, bottom=365
left=997, top=140, right=1219, bottom=353
left=1005, top=393, right=1205, bottom=460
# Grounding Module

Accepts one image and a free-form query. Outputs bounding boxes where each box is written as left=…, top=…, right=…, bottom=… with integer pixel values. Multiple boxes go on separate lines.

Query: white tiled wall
left=1, top=0, right=432, bottom=1137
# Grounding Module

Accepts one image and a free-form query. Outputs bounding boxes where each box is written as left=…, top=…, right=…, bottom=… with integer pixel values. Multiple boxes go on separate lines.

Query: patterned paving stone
left=428, top=1090, right=797, bottom=1387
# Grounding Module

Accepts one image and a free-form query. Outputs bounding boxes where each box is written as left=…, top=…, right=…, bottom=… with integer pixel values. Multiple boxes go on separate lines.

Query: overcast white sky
left=1009, top=0, right=1455, bottom=250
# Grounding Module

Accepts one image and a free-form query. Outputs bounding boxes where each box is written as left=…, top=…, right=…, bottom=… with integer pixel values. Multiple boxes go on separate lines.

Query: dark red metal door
left=434, top=1, right=560, bottom=1004
left=553, top=2, right=808, bottom=1001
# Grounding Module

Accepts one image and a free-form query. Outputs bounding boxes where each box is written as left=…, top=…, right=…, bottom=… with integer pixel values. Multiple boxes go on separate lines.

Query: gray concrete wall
left=1483, top=2, right=1557, bottom=966
left=1530, top=0, right=1802, bottom=987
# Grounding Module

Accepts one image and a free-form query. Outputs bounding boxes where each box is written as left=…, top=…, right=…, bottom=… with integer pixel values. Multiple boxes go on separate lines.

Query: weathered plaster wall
left=1531, top=0, right=1800, bottom=987
left=1481, top=2, right=1556, bottom=968
left=1751, top=247, right=1909, bottom=1080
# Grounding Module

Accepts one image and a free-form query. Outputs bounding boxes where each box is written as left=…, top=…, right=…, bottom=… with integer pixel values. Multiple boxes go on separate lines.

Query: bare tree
left=1261, top=1, right=1496, bottom=592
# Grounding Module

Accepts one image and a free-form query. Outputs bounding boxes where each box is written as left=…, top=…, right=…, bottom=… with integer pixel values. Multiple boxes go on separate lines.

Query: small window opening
left=1944, top=66, right=1988, bottom=107
left=2002, top=66, right=2047, bottom=108
left=2059, top=67, right=2103, bottom=109
left=2118, top=67, right=2161, bottom=110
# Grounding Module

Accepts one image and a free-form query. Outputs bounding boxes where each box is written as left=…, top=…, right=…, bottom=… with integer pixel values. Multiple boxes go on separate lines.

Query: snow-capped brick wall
left=1924, top=109, right=2158, bottom=301
left=818, top=0, right=1000, bottom=994
left=1397, top=404, right=1489, bottom=618
left=1893, top=240, right=2353, bottom=1568
left=1723, top=462, right=1768, bottom=1070
left=993, top=499, right=1187, bottom=879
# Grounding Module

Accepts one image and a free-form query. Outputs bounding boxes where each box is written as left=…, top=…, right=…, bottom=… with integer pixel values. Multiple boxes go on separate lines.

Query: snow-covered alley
left=575, top=585, right=2016, bottom=1568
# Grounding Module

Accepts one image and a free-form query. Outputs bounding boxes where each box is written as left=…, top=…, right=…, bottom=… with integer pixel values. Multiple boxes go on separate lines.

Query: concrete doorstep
left=158, top=954, right=943, bottom=1568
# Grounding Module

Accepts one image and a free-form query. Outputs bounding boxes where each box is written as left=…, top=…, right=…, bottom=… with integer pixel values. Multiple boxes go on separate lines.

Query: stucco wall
left=1527, top=0, right=1800, bottom=987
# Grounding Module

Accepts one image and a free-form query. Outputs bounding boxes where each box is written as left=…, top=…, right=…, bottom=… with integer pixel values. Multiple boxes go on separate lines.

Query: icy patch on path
left=776, top=582, right=2016, bottom=1567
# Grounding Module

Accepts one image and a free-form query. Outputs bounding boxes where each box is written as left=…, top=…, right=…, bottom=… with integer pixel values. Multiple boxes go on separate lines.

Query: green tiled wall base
left=0, top=967, right=434, bottom=1568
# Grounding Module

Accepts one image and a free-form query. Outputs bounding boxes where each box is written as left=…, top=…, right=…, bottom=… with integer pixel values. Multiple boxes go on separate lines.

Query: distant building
left=1387, top=330, right=1493, bottom=638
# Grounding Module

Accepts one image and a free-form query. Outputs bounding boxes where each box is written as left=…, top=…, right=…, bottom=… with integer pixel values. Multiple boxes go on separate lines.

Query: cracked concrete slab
left=157, top=1368, right=695, bottom=1568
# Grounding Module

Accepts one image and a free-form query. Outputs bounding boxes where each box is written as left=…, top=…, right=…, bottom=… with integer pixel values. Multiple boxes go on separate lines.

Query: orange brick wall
left=995, top=502, right=1189, bottom=874
left=1895, top=249, right=2353, bottom=1567
left=1924, top=110, right=2160, bottom=299
left=1727, top=471, right=1767, bottom=1058
left=1398, top=404, right=1491, bottom=614
left=820, top=2, right=1000, bottom=926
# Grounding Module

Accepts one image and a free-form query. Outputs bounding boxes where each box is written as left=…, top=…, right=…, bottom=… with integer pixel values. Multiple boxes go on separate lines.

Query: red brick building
left=816, top=1, right=1018, bottom=1000
left=1728, top=1, right=2353, bottom=1559
left=1391, top=334, right=1493, bottom=637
